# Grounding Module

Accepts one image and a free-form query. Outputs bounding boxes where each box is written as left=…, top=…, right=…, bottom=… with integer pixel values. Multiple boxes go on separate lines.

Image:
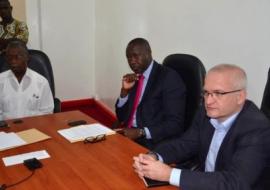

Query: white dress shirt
left=0, top=68, right=54, bottom=120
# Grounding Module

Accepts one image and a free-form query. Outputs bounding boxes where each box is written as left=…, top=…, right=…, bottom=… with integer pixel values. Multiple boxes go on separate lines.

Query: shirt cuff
left=144, top=127, right=152, bottom=139
left=169, top=168, right=181, bottom=187
left=117, top=96, right=128, bottom=107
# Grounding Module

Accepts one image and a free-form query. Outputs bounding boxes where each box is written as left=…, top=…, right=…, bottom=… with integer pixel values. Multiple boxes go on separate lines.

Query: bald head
left=125, top=38, right=153, bottom=74
left=208, top=64, right=247, bottom=90
left=126, top=38, right=152, bottom=55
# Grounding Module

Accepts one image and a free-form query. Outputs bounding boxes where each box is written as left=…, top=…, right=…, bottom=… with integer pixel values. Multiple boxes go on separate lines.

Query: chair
left=0, top=49, right=61, bottom=113
left=261, top=67, right=270, bottom=120
left=163, top=54, right=206, bottom=131
left=260, top=68, right=270, bottom=190
left=162, top=54, right=206, bottom=170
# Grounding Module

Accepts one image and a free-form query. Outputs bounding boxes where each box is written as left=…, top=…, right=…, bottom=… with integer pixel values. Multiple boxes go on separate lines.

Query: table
left=0, top=111, right=177, bottom=190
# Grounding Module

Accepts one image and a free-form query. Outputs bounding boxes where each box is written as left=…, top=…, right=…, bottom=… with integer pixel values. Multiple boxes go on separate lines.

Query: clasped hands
left=133, top=153, right=172, bottom=182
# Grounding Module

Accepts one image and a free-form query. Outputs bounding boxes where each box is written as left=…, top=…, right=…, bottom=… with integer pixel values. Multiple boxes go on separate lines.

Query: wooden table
left=0, top=111, right=177, bottom=190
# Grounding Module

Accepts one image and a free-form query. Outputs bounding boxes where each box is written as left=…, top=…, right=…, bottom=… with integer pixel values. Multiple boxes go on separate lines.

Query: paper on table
left=0, top=128, right=51, bottom=151
left=16, top=128, right=51, bottom=144
left=2, top=150, right=50, bottom=166
left=58, top=123, right=116, bottom=143
left=0, top=132, right=26, bottom=151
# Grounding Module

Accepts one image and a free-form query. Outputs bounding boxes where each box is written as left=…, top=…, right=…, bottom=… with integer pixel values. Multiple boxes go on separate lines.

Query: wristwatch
left=139, top=128, right=146, bottom=138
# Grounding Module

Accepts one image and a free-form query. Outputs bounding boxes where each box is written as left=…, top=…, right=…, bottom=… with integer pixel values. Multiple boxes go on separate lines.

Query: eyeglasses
left=202, top=89, right=242, bottom=99
left=83, top=134, right=106, bottom=144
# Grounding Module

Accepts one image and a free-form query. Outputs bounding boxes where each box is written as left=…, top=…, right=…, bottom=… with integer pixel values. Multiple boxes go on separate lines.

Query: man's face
left=0, top=3, right=12, bottom=20
left=126, top=44, right=152, bottom=74
left=203, top=71, right=245, bottom=122
left=5, top=47, right=28, bottom=75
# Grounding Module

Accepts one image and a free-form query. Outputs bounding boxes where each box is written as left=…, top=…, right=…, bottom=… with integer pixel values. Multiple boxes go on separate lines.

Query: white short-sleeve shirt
left=0, top=68, right=54, bottom=120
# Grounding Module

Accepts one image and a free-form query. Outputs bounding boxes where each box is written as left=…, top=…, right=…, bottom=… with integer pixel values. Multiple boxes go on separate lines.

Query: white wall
left=26, top=0, right=270, bottom=109
left=95, top=0, right=270, bottom=108
left=26, top=0, right=95, bottom=100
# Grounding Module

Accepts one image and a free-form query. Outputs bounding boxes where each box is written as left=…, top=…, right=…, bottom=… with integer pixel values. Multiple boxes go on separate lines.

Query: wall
left=10, top=0, right=26, bottom=21
left=26, top=0, right=95, bottom=100
left=95, top=0, right=270, bottom=108
left=25, top=0, right=270, bottom=109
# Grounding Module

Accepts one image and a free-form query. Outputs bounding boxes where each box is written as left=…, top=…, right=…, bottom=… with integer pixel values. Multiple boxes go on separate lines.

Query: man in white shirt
left=0, top=39, right=54, bottom=120
left=133, top=64, right=270, bottom=190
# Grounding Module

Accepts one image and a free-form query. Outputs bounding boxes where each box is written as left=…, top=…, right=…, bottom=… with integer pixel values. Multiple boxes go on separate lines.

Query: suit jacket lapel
left=201, top=120, right=215, bottom=165
left=139, top=61, right=159, bottom=104
left=214, top=114, right=242, bottom=168
left=214, top=103, right=249, bottom=169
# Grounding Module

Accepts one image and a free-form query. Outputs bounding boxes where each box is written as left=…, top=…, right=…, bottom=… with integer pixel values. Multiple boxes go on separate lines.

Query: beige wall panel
left=10, top=0, right=26, bottom=21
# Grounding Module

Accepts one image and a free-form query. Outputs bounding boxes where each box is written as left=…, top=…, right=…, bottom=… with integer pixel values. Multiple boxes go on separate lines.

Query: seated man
left=0, top=39, right=54, bottom=120
left=115, top=38, right=186, bottom=149
left=0, top=0, right=29, bottom=52
left=133, top=64, right=270, bottom=190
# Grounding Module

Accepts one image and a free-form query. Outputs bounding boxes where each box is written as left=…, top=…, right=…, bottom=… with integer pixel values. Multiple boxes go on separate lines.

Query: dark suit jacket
left=155, top=100, right=270, bottom=190
left=115, top=61, right=186, bottom=149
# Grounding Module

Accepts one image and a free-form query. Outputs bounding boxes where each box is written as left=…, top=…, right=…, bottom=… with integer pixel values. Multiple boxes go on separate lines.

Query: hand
left=116, top=128, right=141, bottom=140
left=133, top=153, right=172, bottom=182
left=133, top=154, right=156, bottom=178
left=120, top=73, right=139, bottom=97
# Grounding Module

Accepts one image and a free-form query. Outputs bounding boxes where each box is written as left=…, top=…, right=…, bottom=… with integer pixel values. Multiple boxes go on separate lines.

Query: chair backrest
left=261, top=67, right=270, bottom=120
left=0, top=49, right=60, bottom=112
left=163, top=54, right=206, bottom=130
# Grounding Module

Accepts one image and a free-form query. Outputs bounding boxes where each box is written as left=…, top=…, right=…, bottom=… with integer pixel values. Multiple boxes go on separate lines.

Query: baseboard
left=61, top=98, right=117, bottom=128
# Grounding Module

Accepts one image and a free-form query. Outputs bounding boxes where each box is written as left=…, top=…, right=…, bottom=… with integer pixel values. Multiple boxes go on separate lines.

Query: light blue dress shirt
left=117, top=61, right=154, bottom=139
left=169, top=112, right=239, bottom=187
left=205, top=112, right=239, bottom=171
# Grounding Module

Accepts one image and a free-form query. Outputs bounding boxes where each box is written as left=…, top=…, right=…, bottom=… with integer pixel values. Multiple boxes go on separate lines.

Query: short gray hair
left=208, top=64, right=247, bottom=90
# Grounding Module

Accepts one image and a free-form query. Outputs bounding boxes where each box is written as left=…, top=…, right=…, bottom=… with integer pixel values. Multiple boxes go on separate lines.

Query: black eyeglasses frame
left=202, top=89, right=243, bottom=98
left=83, top=134, right=106, bottom=144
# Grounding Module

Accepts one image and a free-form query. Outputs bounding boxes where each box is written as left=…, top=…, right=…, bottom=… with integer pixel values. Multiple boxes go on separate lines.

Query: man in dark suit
left=115, top=38, right=186, bottom=149
left=133, top=64, right=270, bottom=190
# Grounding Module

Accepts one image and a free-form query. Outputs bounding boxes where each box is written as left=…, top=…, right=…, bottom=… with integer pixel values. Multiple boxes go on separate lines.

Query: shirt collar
left=7, top=68, right=30, bottom=81
left=210, top=112, right=240, bottom=132
left=24, top=68, right=31, bottom=78
left=142, top=60, right=154, bottom=80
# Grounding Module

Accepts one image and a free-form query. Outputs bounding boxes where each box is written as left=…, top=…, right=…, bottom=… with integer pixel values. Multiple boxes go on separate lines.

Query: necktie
left=127, top=75, right=144, bottom=128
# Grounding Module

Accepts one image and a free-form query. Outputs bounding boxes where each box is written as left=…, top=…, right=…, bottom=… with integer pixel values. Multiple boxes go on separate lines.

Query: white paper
left=0, top=131, right=6, bottom=135
left=0, top=132, right=27, bottom=151
left=58, top=123, right=115, bottom=142
left=2, top=150, right=50, bottom=166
